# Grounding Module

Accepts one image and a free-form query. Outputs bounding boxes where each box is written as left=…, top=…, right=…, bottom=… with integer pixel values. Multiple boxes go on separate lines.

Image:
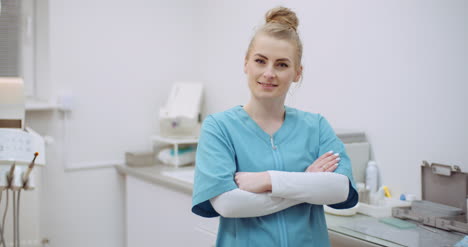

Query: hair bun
left=265, top=7, right=299, bottom=31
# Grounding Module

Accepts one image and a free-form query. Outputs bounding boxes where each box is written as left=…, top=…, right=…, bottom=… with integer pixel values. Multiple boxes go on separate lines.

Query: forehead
left=251, top=34, right=296, bottom=61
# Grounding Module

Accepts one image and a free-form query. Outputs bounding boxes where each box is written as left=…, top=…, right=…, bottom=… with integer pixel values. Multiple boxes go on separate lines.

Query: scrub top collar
left=234, top=105, right=297, bottom=147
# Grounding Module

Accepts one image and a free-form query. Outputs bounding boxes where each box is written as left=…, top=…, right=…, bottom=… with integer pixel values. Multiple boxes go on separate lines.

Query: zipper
left=270, top=135, right=288, bottom=246
left=270, top=136, right=277, bottom=150
left=278, top=212, right=288, bottom=246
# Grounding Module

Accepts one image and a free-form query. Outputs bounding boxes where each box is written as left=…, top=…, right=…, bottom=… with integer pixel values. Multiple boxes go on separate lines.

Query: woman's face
left=244, top=34, right=302, bottom=102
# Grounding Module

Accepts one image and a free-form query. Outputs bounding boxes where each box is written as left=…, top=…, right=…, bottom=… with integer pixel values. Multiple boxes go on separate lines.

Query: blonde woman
left=192, top=6, right=358, bottom=247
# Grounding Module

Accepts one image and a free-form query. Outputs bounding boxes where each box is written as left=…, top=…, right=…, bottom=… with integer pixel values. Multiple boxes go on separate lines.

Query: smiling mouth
left=257, top=81, right=278, bottom=87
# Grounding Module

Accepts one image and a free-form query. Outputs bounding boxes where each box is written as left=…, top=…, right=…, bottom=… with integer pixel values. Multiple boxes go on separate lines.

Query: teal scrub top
left=192, top=105, right=357, bottom=247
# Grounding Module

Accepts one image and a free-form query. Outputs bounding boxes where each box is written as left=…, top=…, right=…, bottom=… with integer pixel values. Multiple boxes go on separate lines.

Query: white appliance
left=159, top=82, right=203, bottom=138
left=0, top=77, right=46, bottom=247
left=0, top=77, right=45, bottom=173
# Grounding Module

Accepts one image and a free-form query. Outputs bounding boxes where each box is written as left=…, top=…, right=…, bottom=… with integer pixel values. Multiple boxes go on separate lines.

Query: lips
left=257, top=81, right=278, bottom=87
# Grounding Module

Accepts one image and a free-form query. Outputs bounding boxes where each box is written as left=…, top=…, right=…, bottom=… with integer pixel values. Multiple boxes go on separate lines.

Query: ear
left=243, top=59, right=248, bottom=74
left=293, top=65, right=303, bottom=82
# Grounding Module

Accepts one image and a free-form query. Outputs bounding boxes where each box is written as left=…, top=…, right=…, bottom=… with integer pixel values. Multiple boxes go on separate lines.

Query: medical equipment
left=0, top=77, right=25, bottom=129
left=0, top=77, right=46, bottom=247
left=0, top=78, right=45, bottom=167
left=393, top=161, right=468, bottom=234
left=159, top=82, right=203, bottom=138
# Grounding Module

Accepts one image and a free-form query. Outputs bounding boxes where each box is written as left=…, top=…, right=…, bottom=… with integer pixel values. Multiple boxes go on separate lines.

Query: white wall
left=49, top=0, right=200, bottom=166
left=195, top=0, right=468, bottom=197
left=36, top=0, right=199, bottom=246
left=32, top=0, right=467, bottom=246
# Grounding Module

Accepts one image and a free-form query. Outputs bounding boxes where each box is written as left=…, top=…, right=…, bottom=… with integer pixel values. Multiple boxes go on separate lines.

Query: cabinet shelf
left=151, top=135, right=198, bottom=167
left=151, top=135, right=198, bottom=145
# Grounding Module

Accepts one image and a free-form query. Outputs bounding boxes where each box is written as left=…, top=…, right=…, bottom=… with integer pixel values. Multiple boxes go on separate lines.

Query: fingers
left=321, top=153, right=340, bottom=171
left=305, top=151, right=342, bottom=173
left=324, top=162, right=339, bottom=172
left=234, top=172, right=244, bottom=184
left=322, top=152, right=339, bottom=163
left=317, top=150, right=335, bottom=162
left=318, top=151, right=339, bottom=165
left=315, top=151, right=340, bottom=172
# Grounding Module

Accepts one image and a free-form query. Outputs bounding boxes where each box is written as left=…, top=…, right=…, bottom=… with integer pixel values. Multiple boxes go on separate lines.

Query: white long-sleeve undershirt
left=210, top=189, right=302, bottom=218
left=268, top=171, right=349, bottom=204
left=210, top=171, right=349, bottom=218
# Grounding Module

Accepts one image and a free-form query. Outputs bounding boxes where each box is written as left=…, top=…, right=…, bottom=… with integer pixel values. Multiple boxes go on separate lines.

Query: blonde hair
left=245, top=6, right=303, bottom=70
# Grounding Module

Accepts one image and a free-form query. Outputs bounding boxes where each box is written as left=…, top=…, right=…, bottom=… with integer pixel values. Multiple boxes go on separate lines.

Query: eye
left=277, top=63, right=289, bottom=68
left=254, top=58, right=266, bottom=64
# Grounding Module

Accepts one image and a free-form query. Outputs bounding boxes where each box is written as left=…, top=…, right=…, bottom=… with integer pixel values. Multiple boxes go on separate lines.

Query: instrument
left=0, top=77, right=45, bottom=185
left=393, top=161, right=468, bottom=234
left=159, top=82, right=203, bottom=138
left=0, top=77, right=46, bottom=247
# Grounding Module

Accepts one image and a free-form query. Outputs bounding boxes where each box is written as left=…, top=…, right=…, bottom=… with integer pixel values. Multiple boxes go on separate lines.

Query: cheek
left=278, top=71, right=295, bottom=83
left=246, top=71, right=257, bottom=85
left=246, top=66, right=261, bottom=79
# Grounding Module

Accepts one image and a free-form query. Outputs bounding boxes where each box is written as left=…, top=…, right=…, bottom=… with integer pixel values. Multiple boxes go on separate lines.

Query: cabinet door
left=126, top=176, right=217, bottom=247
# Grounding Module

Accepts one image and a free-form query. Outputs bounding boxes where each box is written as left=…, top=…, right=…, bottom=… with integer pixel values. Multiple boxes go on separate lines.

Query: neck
left=243, top=98, right=285, bottom=122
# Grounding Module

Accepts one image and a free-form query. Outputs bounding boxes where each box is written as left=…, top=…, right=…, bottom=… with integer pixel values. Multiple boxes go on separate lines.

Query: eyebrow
left=253, top=53, right=291, bottom=62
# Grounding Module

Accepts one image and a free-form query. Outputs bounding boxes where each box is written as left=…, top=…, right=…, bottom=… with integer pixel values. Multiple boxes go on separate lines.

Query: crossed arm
left=210, top=151, right=354, bottom=218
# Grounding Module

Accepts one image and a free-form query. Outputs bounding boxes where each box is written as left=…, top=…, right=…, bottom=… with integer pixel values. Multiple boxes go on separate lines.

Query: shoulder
left=208, top=106, right=240, bottom=122
left=286, top=106, right=326, bottom=126
left=201, top=106, right=243, bottom=132
left=286, top=107, right=335, bottom=138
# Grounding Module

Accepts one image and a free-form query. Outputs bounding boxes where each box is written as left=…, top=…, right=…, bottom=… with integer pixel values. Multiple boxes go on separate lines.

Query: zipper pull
left=270, top=136, right=277, bottom=150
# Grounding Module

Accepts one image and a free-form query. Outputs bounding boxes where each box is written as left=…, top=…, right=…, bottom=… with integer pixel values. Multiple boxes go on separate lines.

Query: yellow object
left=383, top=186, right=392, bottom=198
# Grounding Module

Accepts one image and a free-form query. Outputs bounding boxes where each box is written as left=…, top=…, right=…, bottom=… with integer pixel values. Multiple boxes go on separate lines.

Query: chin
left=252, top=92, right=283, bottom=101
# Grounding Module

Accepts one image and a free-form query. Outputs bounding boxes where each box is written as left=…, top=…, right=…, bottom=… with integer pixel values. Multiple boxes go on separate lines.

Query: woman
left=192, top=6, right=358, bottom=247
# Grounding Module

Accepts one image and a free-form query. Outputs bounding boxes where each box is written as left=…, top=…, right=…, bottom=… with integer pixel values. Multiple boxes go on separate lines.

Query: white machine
left=0, top=77, right=45, bottom=167
left=159, top=82, right=203, bottom=138
left=0, top=77, right=45, bottom=247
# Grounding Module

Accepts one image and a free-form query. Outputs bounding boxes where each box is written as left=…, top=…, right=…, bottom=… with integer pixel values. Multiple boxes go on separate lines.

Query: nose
left=263, top=66, right=276, bottom=80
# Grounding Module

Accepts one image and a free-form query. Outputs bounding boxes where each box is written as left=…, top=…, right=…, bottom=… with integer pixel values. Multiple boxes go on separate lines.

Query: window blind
left=0, top=0, right=21, bottom=77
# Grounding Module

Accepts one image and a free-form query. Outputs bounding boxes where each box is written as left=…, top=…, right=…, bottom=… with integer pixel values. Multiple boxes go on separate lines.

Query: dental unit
left=0, top=77, right=46, bottom=247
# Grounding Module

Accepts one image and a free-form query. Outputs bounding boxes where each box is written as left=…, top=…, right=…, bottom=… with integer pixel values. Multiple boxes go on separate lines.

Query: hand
left=235, top=172, right=272, bottom=193
left=305, top=151, right=340, bottom=173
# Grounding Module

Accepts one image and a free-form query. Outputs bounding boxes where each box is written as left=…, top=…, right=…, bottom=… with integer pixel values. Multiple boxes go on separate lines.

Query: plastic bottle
left=365, top=160, right=379, bottom=194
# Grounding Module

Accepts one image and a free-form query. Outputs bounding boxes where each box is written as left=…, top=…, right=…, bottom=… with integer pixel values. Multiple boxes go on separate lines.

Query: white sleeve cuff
left=268, top=171, right=349, bottom=205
